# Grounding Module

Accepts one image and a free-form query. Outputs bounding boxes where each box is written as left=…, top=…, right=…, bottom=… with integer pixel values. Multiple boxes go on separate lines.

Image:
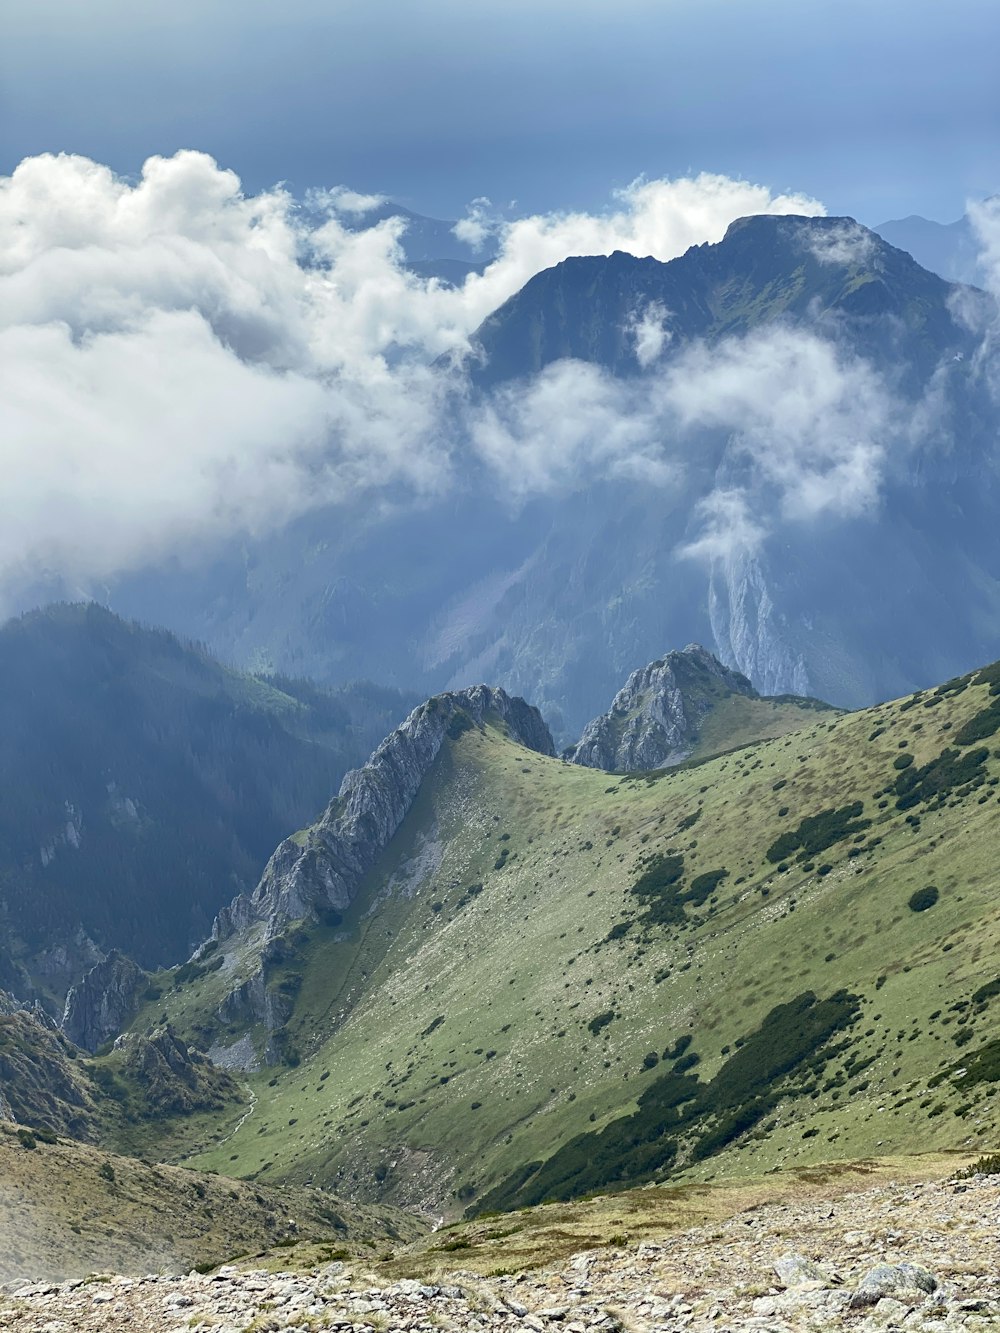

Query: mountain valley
left=79, top=656, right=999, bottom=1224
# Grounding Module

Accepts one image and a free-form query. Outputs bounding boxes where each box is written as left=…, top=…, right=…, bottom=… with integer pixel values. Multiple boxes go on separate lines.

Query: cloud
left=469, top=359, right=679, bottom=495
left=679, top=490, right=768, bottom=562
left=627, top=300, right=672, bottom=368
left=0, top=149, right=846, bottom=605
left=662, top=326, right=891, bottom=525
left=802, top=219, right=876, bottom=268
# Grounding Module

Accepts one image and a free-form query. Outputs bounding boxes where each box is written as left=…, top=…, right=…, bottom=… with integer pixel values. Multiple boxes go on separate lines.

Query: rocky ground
left=2, top=1168, right=999, bottom=1332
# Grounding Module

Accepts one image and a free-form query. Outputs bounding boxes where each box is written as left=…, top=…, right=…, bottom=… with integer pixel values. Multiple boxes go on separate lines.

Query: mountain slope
left=135, top=661, right=1000, bottom=1215
left=0, top=1121, right=419, bottom=1283
left=567, top=643, right=837, bottom=770
left=0, top=603, right=417, bottom=1007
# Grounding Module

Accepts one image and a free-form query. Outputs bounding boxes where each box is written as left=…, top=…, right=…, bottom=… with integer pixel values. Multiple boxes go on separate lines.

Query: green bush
left=765, top=802, right=869, bottom=864
left=908, top=886, right=939, bottom=912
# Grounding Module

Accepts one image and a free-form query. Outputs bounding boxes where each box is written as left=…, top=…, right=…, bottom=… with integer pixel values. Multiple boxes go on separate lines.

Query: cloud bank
left=0, top=148, right=919, bottom=605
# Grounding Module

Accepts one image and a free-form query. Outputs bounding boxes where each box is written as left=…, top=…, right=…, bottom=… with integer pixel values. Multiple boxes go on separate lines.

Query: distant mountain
left=873, top=212, right=984, bottom=286
left=0, top=604, right=417, bottom=1007
left=336, top=200, right=495, bottom=283
left=472, top=213, right=979, bottom=385
left=110, top=214, right=1000, bottom=741
left=567, top=644, right=837, bottom=771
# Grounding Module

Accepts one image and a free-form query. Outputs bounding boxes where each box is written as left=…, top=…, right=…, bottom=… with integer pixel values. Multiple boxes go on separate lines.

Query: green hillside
left=135, top=662, right=1000, bottom=1217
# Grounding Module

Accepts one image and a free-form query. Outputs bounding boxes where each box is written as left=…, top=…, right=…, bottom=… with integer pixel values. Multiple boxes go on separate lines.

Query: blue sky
left=2, top=0, right=998, bottom=224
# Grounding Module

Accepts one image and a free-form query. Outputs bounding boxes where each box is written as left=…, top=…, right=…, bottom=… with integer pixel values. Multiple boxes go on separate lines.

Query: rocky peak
left=61, top=952, right=147, bottom=1053
left=214, top=685, right=554, bottom=943
left=112, top=1024, right=237, bottom=1117
left=567, top=644, right=757, bottom=772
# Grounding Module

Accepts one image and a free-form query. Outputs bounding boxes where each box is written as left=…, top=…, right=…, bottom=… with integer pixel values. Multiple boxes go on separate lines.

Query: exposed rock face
left=214, top=685, right=554, bottom=944
left=113, top=1025, right=237, bottom=1117
left=61, top=952, right=147, bottom=1053
left=567, top=644, right=757, bottom=771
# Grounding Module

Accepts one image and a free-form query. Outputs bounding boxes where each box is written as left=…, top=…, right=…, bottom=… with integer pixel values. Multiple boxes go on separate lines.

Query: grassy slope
left=687, top=693, right=837, bottom=764
left=140, top=668, right=1000, bottom=1216
left=0, top=1120, right=422, bottom=1283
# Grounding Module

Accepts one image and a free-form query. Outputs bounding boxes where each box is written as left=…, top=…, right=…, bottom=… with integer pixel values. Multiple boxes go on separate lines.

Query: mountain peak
left=568, top=645, right=834, bottom=772
left=471, top=209, right=977, bottom=387
left=214, top=685, right=553, bottom=946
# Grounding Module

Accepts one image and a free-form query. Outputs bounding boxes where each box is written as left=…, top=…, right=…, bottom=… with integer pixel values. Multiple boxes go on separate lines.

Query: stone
left=849, top=1263, right=938, bottom=1308
left=772, top=1253, right=833, bottom=1288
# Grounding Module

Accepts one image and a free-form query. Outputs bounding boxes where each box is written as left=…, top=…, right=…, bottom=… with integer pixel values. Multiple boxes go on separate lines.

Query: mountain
left=107, top=213, right=1000, bottom=740
left=471, top=213, right=983, bottom=386
left=873, top=212, right=984, bottom=286
left=120, top=658, right=1000, bottom=1215
left=567, top=643, right=837, bottom=770
left=336, top=200, right=495, bottom=284
left=0, top=603, right=417, bottom=1008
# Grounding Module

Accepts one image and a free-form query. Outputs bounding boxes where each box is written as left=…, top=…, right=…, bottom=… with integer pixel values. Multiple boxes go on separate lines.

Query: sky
left=2, top=0, right=999, bottom=225
left=2, top=0, right=1000, bottom=612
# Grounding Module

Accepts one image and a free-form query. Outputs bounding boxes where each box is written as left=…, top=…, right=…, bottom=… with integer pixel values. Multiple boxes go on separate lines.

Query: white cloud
left=314, top=186, right=388, bottom=216
left=679, top=490, right=768, bottom=562
left=0, top=150, right=843, bottom=603
left=469, top=359, right=679, bottom=495
left=802, top=219, right=876, bottom=267
left=661, top=326, right=891, bottom=523
left=627, top=300, right=672, bottom=368
left=968, top=196, right=1000, bottom=295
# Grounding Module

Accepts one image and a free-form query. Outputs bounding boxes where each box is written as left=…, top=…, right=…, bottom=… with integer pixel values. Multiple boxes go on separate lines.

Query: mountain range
left=0, top=604, right=417, bottom=1007
left=98, top=212, right=1000, bottom=744
left=4, top=198, right=1000, bottom=1284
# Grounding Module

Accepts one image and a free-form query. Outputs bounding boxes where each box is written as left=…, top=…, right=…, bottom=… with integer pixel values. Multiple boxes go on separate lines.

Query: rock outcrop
left=112, top=1025, right=238, bottom=1117
left=61, top=953, right=147, bottom=1053
left=567, top=644, right=758, bottom=771
left=0, top=1009, right=97, bottom=1139
left=214, top=685, right=554, bottom=944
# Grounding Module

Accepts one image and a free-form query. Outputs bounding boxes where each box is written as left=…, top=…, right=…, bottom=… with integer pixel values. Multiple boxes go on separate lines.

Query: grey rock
left=849, top=1263, right=938, bottom=1309
left=772, top=1253, right=833, bottom=1288
left=214, top=685, right=553, bottom=944
left=61, top=952, right=146, bottom=1052
left=567, top=644, right=758, bottom=771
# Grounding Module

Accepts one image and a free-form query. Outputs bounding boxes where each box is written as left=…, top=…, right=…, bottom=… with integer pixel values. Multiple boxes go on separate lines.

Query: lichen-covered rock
left=567, top=644, right=757, bottom=771
left=213, top=685, right=554, bottom=944
left=773, top=1252, right=835, bottom=1288
left=849, top=1262, right=938, bottom=1308
left=61, top=952, right=147, bottom=1053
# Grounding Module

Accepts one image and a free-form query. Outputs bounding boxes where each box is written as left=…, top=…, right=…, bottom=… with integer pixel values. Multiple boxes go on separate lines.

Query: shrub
left=765, top=802, right=869, bottom=864
left=588, top=1010, right=615, bottom=1036
left=908, top=886, right=939, bottom=912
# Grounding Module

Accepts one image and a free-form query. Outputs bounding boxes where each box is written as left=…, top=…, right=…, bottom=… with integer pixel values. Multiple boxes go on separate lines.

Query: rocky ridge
left=62, top=951, right=147, bottom=1053
left=2, top=1167, right=999, bottom=1332
left=0, top=1009, right=98, bottom=1140
left=567, top=645, right=758, bottom=771
left=213, top=686, right=554, bottom=945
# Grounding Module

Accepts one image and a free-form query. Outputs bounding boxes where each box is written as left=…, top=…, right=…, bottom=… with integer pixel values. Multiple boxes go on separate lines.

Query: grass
left=0, top=1119, right=422, bottom=1284
left=130, top=665, right=1000, bottom=1219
